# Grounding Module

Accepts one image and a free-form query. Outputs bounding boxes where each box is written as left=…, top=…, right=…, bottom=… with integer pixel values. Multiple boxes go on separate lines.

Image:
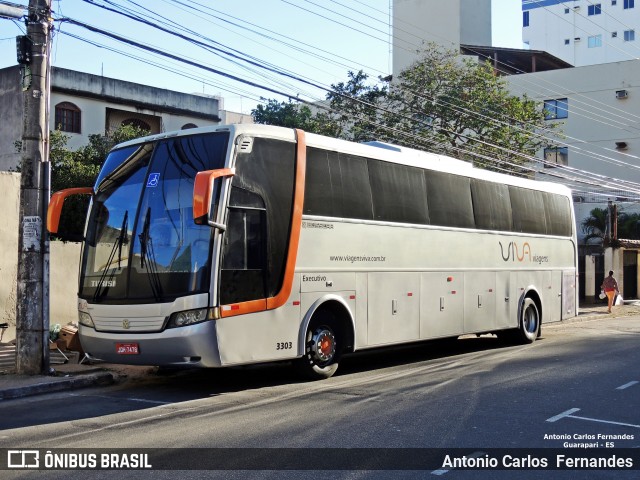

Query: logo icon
left=8, top=450, right=39, bottom=469
left=122, top=319, right=130, bottom=329
left=146, top=173, right=160, bottom=188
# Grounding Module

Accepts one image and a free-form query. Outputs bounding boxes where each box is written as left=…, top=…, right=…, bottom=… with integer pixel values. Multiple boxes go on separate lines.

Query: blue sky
left=0, top=0, right=523, bottom=113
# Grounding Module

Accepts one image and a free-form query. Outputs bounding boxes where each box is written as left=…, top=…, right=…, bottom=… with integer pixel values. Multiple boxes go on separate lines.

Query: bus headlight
left=78, top=311, right=95, bottom=328
left=167, top=308, right=209, bottom=329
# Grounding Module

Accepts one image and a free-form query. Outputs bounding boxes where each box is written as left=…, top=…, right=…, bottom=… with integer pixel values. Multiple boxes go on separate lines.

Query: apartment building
left=522, top=0, right=640, bottom=67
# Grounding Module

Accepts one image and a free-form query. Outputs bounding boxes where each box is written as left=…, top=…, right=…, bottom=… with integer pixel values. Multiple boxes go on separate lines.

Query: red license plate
left=116, top=343, right=139, bottom=355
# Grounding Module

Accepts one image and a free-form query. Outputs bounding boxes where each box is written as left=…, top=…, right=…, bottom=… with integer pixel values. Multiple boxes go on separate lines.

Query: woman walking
left=601, top=271, right=619, bottom=314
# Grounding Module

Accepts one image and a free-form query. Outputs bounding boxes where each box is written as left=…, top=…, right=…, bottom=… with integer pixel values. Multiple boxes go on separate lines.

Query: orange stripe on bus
left=266, top=128, right=306, bottom=310
left=221, top=129, right=306, bottom=318
left=220, top=299, right=267, bottom=318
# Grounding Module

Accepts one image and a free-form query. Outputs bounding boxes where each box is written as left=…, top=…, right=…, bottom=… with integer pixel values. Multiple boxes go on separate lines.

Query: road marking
left=431, top=468, right=449, bottom=476
left=70, top=393, right=169, bottom=405
left=547, top=408, right=640, bottom=428
left=616, top=381, right=639, bottom=390
left=125, top=397, right=171, bottom=405
left=546, top=408, right=580, bottom=423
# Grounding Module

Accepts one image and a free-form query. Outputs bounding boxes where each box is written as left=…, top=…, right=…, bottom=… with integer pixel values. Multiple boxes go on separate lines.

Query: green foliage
left=252, top=44, right=562, bottom=176
left=618, top=212, right=640, bottom=240
left=383, top=45, right=559, bottom=174
left=252, top=99, right=340, bottom=137
left=581, top=207, right=640, bottom=244
left=581, top=208, right=607, bottom=245
left=325, top=70, right=387, bottom=142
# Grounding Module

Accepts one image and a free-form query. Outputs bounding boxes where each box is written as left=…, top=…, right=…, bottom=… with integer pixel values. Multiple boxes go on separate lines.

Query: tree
left=617, top=212, right=640, bottom=240
left=382, top=45, right=559, bottom=174
left=252, top=44, right=561, bottom=176
left=324, top=70, right=388, bottom=142
left=581, top=208, right=608, bottom=245
left=251, top=72, right=385, bottom=141
left=252, top=99, right=339, bottom=137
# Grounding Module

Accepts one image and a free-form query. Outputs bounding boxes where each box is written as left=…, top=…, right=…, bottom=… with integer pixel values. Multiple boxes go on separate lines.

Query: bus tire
left=296, top=314, right=342, bottom=380
left=517, top=297, right=540, bottom=344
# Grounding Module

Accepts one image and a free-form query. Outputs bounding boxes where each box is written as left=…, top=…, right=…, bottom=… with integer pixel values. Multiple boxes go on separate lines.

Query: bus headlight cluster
left=167, top=308, right=209, bottom=328
left=78, top=311, right=95, bottom=328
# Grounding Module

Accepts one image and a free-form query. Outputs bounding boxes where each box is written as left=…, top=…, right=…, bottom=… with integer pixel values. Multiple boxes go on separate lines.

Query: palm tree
left=581, top=208, right=607, bottom=245
left=618, top=212, right=640, bottom=240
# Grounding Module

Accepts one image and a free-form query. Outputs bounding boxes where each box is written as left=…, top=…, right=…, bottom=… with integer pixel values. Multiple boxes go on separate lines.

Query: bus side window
left=220, top=188, right=268, bottom=304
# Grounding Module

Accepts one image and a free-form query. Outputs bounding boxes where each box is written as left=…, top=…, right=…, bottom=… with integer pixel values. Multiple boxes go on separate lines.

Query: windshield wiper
left=138, top=208, right=164, bottom=301
left=93, top=211, right=128, bottom=302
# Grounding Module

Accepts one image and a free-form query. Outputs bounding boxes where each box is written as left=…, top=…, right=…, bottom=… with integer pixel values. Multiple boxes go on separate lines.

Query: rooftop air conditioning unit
left=616, top=89, right=629, bottom=99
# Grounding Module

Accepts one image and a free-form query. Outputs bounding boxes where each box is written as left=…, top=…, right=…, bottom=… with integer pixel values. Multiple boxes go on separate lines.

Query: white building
left=392, top=0, right=492, bottom=78
left=522, top=0, right=640, bottom=67
left=0, top=66, right=252, bottom=171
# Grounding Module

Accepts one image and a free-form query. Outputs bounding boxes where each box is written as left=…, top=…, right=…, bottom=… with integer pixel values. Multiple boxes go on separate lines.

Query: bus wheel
left=297, top=317, right=341, bottom=380
left=518, top=298, right=540, bottom=344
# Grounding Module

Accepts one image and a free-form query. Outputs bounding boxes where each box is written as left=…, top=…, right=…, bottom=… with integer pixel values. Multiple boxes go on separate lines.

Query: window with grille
left=54, top=102, right=81, bottom=133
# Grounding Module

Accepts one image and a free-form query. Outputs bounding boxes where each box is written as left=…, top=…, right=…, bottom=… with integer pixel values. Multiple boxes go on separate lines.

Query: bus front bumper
left=78, top=321, right=222, bottom=367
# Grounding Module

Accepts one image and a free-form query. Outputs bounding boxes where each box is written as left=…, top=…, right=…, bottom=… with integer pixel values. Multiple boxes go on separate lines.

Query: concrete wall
left=0, top=173, right=80, bottom=340
left=392, top=0, right=492, bottom=78
left=0, top=172, right=20, bottom=326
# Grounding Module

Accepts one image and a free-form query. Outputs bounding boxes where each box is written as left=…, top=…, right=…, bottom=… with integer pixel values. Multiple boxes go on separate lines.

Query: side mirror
left=193, top=168, right=235, bottom=229
left=47, top=187, right=93, bottom=240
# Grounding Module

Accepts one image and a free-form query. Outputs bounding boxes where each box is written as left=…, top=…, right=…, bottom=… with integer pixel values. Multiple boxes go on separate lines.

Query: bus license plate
left=116, top=343, right=139, bottom=355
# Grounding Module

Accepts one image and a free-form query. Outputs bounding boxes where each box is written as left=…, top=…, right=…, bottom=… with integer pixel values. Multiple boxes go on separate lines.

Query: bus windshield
left=79, top=132, right=230, bottom=303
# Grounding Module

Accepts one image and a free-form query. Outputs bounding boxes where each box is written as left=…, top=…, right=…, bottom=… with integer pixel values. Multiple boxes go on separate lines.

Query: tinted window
left=338, top=153, right=374, bottom=219
left=509, top=186, right=547, bottom=234
left=304, top=148, right=373, bottom=220
left=232, top=138, right=296, bottom=298
left=543, top=192, right=572, bottom=237
left=304, top=148, right=334, bottom=216
left=368, top=160, right=429, bottom=224
left=471, top=179, right=513, bottom=231
left=426, top=171, right=474, bottom=228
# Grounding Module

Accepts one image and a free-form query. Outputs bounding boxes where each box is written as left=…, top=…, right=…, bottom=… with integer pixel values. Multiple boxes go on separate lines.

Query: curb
left=0, top=371, right=114, bottom=400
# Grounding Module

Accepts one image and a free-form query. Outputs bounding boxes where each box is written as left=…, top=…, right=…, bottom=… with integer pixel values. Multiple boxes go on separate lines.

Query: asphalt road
left=1, top=314, right=639, bottom=480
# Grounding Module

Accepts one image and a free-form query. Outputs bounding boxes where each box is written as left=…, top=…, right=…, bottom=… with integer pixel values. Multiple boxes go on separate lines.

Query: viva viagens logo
left=499, top=241, right=550, bottom=264
left=499, top=241, right=530, bottom=262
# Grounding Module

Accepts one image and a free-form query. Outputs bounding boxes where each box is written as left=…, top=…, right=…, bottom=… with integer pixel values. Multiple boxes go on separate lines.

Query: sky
left=0, top=0, right=523, bottom=114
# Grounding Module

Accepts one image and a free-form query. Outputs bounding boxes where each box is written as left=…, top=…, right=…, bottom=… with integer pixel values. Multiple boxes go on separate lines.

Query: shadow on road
left=0, top=335, right=515, bottom=431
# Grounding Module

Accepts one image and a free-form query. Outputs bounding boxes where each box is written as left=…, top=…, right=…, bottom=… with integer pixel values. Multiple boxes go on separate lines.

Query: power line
left=49, top=3, right=640, bottom=198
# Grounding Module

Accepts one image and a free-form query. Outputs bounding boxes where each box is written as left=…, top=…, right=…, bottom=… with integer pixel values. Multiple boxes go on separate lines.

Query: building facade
left=522, top=0, right=640, bottom=67
left=392, top=0, right=492, bottom=78
left=0, top=66, right=253, bottom=172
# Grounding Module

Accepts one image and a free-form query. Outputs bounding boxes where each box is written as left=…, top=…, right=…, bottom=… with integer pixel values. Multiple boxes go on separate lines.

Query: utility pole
left=15, top=0, right=52, bottom=375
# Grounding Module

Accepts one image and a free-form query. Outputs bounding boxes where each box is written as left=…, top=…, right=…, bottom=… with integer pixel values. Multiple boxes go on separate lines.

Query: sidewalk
left=1, top=301, right=639, bottom=401
left=0, top=361, right=115, bottom=400
left=0, top=323, right=118, bottom=400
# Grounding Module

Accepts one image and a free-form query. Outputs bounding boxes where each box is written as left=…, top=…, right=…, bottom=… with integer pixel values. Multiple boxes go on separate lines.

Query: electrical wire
left=48, top=3, right=640, bottom=199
